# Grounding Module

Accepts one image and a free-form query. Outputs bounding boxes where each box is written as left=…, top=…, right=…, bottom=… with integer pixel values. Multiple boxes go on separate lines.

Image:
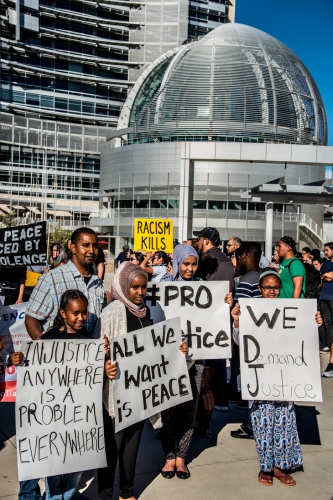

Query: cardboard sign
left=112, top=317, right=192, bottom=432
left=0, top=222, right=47, bottom=266
left=0, top=302, right=29, bottom=402
left=134, top=219, right=173, bottom=253
left=239, top=298, right=322, bottom=402
left=147, top=281, right=231, bottom=360
left=16, top=339, right=107, bottom=481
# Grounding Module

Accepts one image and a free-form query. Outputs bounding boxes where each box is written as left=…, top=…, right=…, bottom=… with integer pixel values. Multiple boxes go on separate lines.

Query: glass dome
left=125, top=23, right=327, bottom=146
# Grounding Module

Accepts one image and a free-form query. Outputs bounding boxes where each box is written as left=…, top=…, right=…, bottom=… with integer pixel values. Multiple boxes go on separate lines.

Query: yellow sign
left=134, top=219, right=173, bottom=253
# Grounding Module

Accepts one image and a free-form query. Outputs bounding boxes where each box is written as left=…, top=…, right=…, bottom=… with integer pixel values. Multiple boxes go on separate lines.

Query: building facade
left=0, top=0, right=235, bottom=225
left=96, top=23, right=331, bottom=256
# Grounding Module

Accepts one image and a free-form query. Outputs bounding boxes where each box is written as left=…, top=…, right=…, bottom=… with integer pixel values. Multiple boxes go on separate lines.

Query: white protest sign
left=0, top=302, right=29, bottom=402
left=146, top=281, right=231, bottom=359
left=112, top=317, right=193, bottom=432
left=16, top=339, right=107, bottom=481
left=239, top=298, right=322, bottom=402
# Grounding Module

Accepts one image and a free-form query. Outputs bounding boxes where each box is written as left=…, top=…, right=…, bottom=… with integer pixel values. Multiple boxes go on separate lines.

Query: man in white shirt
left=140, top=250, right=168, bottom=282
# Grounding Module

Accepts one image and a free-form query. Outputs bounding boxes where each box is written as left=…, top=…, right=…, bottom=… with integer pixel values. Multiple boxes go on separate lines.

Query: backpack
left=285, top=258, right=321, bottom=298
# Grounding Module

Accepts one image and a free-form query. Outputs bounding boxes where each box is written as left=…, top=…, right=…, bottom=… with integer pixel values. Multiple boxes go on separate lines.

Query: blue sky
left=236, top=0, right=333, bottom=146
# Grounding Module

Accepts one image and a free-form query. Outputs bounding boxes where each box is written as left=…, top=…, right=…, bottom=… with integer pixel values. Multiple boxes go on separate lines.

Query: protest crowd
left=0, top=222, right=331, bottom=499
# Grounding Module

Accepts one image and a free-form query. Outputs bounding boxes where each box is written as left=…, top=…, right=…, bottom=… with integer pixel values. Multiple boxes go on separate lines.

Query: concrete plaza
left=0, top=350, right=332, bottom=500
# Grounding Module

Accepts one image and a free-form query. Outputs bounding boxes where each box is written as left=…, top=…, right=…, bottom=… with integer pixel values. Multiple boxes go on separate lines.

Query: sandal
left=274, top=470, right=296, bottom=486
left=258, top=471, right=273, bottom=486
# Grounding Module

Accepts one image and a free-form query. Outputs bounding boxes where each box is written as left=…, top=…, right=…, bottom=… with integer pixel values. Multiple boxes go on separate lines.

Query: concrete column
left=178, top=144, right=194, bottom=242
left=265, top=202, right=274, bottom=257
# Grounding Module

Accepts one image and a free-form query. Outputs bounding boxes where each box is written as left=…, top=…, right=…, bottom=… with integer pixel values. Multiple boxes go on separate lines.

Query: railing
left=17, top=218, right=94, bottom=229
left=298, top=213, right=330, bottom=244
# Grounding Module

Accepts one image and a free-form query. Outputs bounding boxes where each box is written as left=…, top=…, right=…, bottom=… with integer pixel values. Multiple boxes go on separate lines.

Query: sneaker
left=194, top=426, right=212, bottom=439
left=322, top=363, right=333, bottom=377
left=320, top=347, right=330, bottom=353
left=214, top=405, right=228, bottom=412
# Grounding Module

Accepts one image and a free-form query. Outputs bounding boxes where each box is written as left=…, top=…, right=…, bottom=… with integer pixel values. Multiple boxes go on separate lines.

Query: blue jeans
left=45, top=472, right=82, bottom=500
left=18, top=480, right=42, bottom=500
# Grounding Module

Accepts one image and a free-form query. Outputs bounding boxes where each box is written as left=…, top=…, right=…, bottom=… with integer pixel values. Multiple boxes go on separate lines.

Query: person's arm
left=292, top=276, right=304, bottom=298
left=25, top=314, right=45, bottom=340
left=140, top=252, right=154, bottom=274
left=97, top=262, right=105, bottom=280
left=15, top=279, right=25, bottom=304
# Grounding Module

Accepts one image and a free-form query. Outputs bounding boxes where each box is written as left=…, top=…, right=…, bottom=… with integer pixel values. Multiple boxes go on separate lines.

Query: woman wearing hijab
left=95, top=261, right=151, bottom=500
left=159, top=244, right=204, bottom=479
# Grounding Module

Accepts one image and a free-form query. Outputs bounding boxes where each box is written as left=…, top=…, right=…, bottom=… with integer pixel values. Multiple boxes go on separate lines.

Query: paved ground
left=1, top=349, right=332, bottom=500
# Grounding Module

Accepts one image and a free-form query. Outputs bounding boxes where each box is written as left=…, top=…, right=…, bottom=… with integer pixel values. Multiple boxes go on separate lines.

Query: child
left=13, top=289, right=94, bottom=500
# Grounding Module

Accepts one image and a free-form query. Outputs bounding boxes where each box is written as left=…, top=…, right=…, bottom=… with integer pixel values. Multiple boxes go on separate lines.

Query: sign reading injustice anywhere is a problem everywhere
left=16, top=339, right=107, bottom=481
left=147, top=281, right=231, bottom=360
left=239, top=298, right=323, bottom=402
left=112, top=317, right=192, bottom=432
left=0, top=222, right=47, bottom=266
left=134, top=219, right=173, bottom=253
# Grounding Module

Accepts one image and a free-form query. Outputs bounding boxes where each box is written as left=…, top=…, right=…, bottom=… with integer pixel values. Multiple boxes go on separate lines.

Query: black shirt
left=43, top=327, right=91, bottom=340
left=125, top=306, right=151, bottom=333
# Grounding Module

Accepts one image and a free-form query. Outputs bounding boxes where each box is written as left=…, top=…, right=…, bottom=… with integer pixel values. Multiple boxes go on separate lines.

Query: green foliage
left=0, top=211, right=22, bottom=227
left=49, top=225, right=72, bottom=249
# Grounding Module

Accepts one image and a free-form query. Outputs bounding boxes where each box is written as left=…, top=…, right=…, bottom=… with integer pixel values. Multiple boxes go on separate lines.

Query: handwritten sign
left=112, top=317, right=192, bottom=432
left=147, top=282, right=231, bottom=359
left=239, top=299, right=322, bottom=402
left=16, top=339, right=106, bottom=481
left=0, top=222, right=47, bottom=266
left=0, top=302, right=29, bottom=402
left=134, top=218, right=173, bottom=253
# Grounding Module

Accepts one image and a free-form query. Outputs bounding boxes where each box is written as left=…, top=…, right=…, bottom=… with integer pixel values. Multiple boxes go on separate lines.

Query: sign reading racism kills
left=16, top=340, right=107, bottom=481
left=112, top=317, right=192, bottom=432
left=239, top=298, right=323, bottom=402
left=0, top=302, right=29, bottom=402
left=0, top=222, right=47, bottom=266
left=134, top=218, right=173, bottom=253
left=147, top=282, right=231, bottom=360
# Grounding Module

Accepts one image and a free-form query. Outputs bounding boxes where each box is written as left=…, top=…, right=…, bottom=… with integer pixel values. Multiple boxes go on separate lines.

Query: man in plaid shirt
left=25, top=227, right=107, bottom=339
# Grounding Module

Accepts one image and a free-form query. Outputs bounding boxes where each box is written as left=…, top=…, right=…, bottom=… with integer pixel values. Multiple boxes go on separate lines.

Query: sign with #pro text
left=134, top=218, right=173, bottom=253
left=239, top=299, right=322, bottom=402
left=147, top=282, right=231, bottom=360
left=112, top=317, right=192, bottom=432
left=16, top=340, right=107, bottom=481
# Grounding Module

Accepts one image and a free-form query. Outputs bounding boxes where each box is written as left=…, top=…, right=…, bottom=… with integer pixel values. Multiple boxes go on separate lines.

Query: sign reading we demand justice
left=112, top=317, right=192, bottom=432
left=16, top=339, right=107, bottom=481
left=147, top=282, right=231, bottom=359
left=239, top=299, right=323, bottom=402
left=0, top=222, right=47, bottom=266
left=134, top=219, right=173, bottom=253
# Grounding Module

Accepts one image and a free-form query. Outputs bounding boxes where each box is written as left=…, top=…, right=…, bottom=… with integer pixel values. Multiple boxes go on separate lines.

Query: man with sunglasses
left=140, top=250, right=168, bottom=282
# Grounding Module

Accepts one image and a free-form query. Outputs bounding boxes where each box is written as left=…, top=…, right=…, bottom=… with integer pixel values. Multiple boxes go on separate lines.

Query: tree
left=0, top=211, right=22, bottom=228
left=48, top=224, right=72, bottom=249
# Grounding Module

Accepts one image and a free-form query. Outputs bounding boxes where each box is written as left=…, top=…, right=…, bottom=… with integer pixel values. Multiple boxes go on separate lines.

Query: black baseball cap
left=193, top=227, right=220, bottom=244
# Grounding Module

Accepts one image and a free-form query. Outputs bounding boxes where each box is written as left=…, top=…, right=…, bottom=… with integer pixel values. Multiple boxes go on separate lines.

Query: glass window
left=193, top=200, right=207, bottom=209
left=208, top=201, right=225, bottom=210
left=228, top=201, right=247, bottom=210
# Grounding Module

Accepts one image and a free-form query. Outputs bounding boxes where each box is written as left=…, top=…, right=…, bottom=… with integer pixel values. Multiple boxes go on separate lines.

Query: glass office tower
left=0, top=0, right=235, bottom=224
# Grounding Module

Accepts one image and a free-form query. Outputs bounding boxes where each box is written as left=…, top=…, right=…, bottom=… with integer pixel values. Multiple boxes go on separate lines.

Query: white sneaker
left=322, top=363, right=333, bottom=377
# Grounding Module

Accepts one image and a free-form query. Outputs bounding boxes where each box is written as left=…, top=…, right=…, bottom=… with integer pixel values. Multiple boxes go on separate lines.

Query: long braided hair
left=53, top=289, right=88, bottom=332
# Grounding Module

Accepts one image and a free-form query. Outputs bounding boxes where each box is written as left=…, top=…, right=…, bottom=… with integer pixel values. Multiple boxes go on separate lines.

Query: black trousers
left=320, top=299, right=333, bottom=348
left=98, top=407, right=145, bottom=500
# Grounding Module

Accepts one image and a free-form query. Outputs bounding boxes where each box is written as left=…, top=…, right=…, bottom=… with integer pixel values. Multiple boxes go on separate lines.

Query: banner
left=16, top=339, right=107, bottom=481
left=0, top=302, right=29, bottom=402
left=112, top=317, right=192, bottom=432
left=0, top=222, right=47, bottom=266
left=147, top=281, right=231, bottom=359
left=134, top=218, right=173, bottom=253
left=239, top=298, right=323, bottom=402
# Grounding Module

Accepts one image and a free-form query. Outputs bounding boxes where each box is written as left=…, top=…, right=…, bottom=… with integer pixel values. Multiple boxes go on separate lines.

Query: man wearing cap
left=276, top=236, right=306, bottom=298
left=194, top=227, right=234, bottom=290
